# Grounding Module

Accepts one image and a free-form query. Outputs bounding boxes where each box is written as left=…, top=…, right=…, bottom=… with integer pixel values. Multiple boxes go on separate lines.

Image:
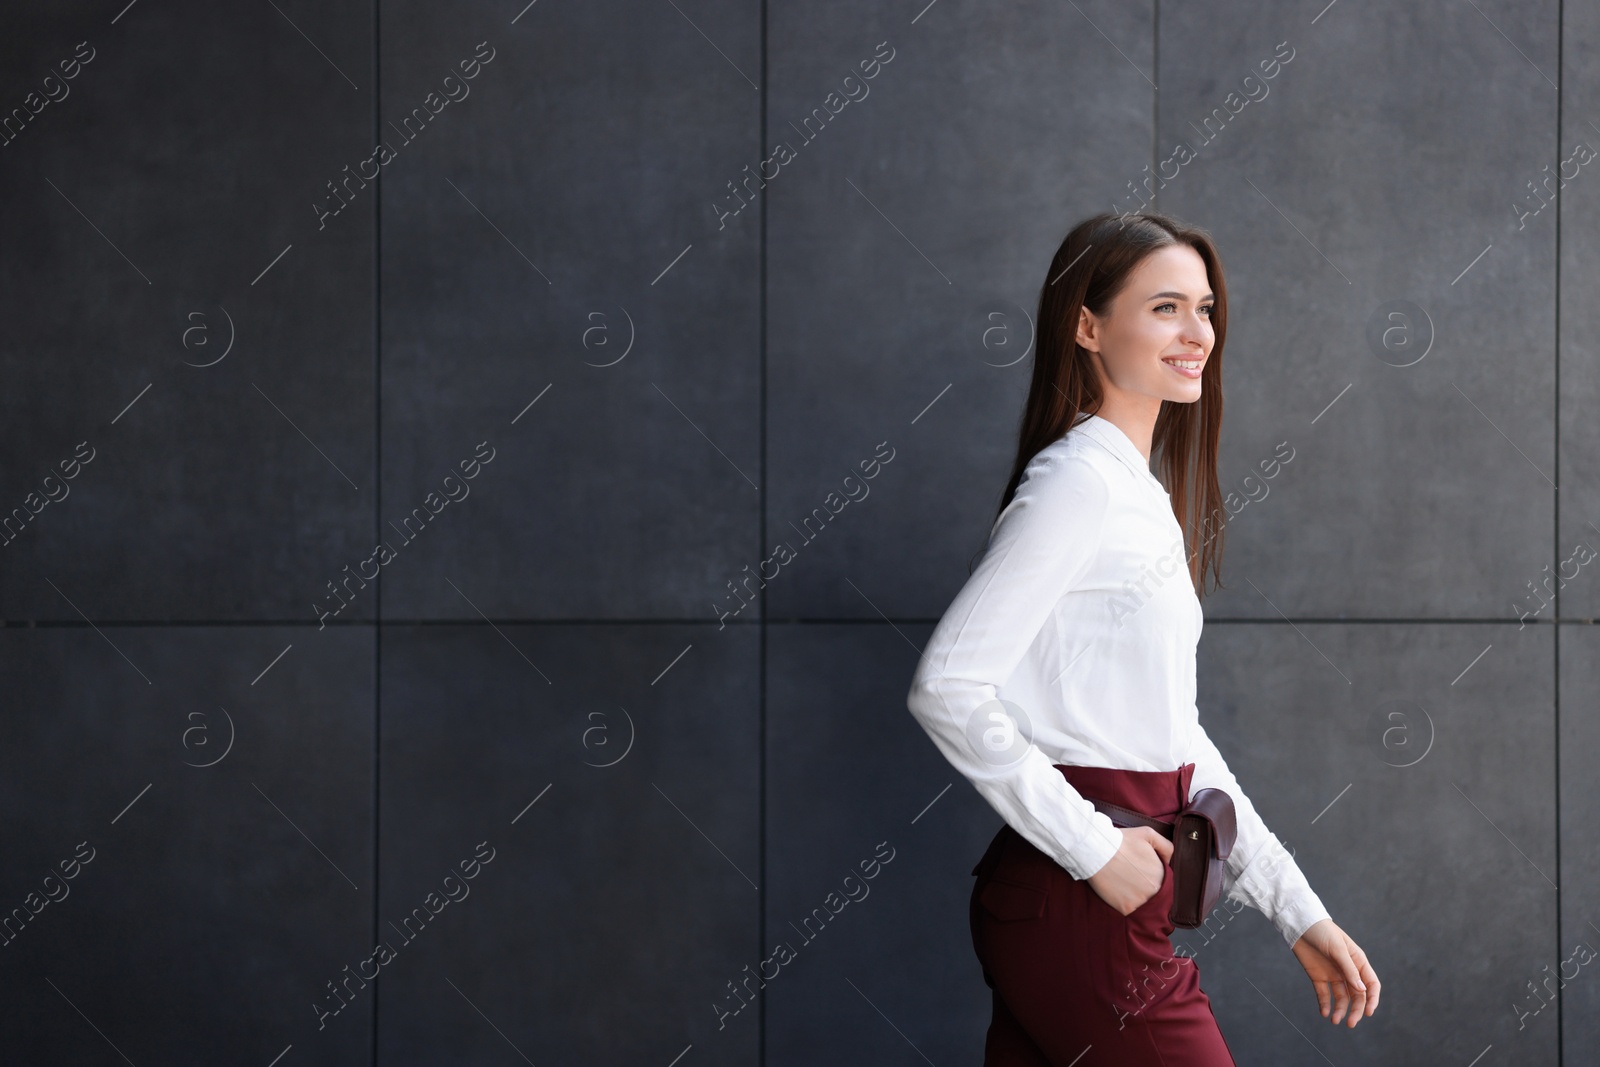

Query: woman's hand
left=1085, top=827, right=1173, bottom=915
left=1290, top=918, right=1380, bottom=1027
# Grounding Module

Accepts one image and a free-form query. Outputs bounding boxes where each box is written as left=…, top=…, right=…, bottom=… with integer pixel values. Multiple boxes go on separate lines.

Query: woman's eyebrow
left=1148, top=290, right=1216, bottom=301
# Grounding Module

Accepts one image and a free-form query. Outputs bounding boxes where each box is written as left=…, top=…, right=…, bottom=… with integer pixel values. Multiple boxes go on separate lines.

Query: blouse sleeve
left=905, top=452, right=1125, bottom=881
left=1186, top=717, right=1331, bottom=948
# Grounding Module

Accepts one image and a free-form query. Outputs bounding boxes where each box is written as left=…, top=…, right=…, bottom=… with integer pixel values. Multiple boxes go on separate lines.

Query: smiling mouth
left=1162, top=357, right=1204, bottom=371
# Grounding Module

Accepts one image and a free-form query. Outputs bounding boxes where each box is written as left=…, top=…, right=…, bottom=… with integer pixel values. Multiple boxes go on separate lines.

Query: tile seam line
left=370, top=0, right=383, bottom=1062
left=758, top=0, right=769, bottom=1062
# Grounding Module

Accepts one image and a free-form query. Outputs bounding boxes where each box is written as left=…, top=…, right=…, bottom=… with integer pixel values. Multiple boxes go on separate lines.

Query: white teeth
left=1164, top=359, right=1202, bottom=369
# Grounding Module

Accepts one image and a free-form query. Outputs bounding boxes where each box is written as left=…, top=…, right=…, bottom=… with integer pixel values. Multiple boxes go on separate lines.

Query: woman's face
left=1076, top=243, right=1214, bottom=406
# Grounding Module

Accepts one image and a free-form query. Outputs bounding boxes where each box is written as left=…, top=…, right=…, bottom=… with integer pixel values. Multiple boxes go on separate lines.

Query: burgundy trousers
left=968, top=761, right=1237, bottom=1066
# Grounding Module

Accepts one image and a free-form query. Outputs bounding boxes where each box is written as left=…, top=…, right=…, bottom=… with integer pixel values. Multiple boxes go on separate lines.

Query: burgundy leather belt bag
left=1080, top=788, right=1237, bottom=928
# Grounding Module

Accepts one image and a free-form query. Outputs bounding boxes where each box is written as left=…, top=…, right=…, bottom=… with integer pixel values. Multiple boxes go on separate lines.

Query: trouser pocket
left=969, top=826, right=1054, bottom=985
left=972, top=828, right=1051, bottom=920
left=1113, top=859, right=1186, bottom=1022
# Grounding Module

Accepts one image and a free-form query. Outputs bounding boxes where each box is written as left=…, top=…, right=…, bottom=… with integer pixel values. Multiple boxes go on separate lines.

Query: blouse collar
left=1073, top=413, right=1166, bottom=493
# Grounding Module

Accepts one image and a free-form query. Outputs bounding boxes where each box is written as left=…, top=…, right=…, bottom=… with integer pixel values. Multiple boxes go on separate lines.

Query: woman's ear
left=1076, top=304, right=1099, bottom=353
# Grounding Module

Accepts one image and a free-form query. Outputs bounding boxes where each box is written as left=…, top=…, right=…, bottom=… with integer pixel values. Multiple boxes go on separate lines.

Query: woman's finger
left=1314, top=978, right=1331, bottom=1018
left=1335, top=936, right=1367, bottom=995
left=1141, top=825, right=1175, bottom=863
left=1331, top=938, right=1369, bottom=1026
left=1343, top=981, right=1368, bottom=1027
left=1314, top=977, right=1332, bottom=1018
left=1329, top=978, right=1351, bottom=1024
left=1354, top=951, right=1381, bottom=1016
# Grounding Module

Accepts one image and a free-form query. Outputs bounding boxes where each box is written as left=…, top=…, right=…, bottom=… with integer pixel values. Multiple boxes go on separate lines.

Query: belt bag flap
left=1178, top=787, right=1236, bottom=860
left=1169, top=787, right=1237, bottom=929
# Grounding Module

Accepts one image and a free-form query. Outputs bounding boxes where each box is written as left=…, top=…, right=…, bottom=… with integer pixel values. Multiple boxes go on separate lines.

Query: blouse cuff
left=1228, top=833, right=1332, bottom=948
left=1067, top=809, right=1125, bottom=880
left=1273, top=895, right=1333, bottom=950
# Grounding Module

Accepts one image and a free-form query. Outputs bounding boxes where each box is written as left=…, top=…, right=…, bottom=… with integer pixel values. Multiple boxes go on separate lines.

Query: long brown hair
left=993, top=211, right=1228, bottom=597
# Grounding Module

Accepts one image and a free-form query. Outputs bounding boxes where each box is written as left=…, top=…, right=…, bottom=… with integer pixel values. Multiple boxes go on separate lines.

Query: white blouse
left=906, top=413, right=1330, bottom=949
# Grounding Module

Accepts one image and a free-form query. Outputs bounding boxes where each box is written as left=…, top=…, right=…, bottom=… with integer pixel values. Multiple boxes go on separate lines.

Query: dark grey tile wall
left=1559, top=626, right=1600, bottom=1060
left=0, top=625, right=375, bottom=1063
left=376, top=0, right=762, bottom=622
left=1, top=0, right=1590, bottom=1064
left=1153, top=3, right=1560, bottom=621
left=765, top=622, right=999, bottom=1065
left=0, top=1, right=377, bottom=622
left=762, top=618, right=1563, bottom=1065
left=1189, top=622, right=1557, bottom=1065
left=374, top=623, right=760, bottom=1065
left=1560, top=0, right=1600, bottom=621
left=766, top=0, right=1155, bottom=620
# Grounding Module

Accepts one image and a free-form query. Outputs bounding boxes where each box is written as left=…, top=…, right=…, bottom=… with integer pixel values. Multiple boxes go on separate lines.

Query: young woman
left=905, top=212, right=1379, bottom=1064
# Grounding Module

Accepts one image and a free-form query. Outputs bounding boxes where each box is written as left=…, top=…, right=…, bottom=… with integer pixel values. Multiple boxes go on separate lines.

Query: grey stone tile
left=764, top=621, right=1002, bottom=1065
left=1559, top=0, right=1600, bottom=620
left=764, top=1, right=1155, bottom=619
left=373, top=622, right=759, bottom=1065
left=0, top=4, right=378, bottom=621
left=0, top=624, right=375, bottom=1065
left=1189, top=621, right=1556, bottom=1065
left=376, top=0, right=761, bottom=620
left=767, top=616, right=1557, bottom=1064
left=1154, top=4, right=1559, bottom=620
left=1559, top=625, right=1600, bottom=1056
